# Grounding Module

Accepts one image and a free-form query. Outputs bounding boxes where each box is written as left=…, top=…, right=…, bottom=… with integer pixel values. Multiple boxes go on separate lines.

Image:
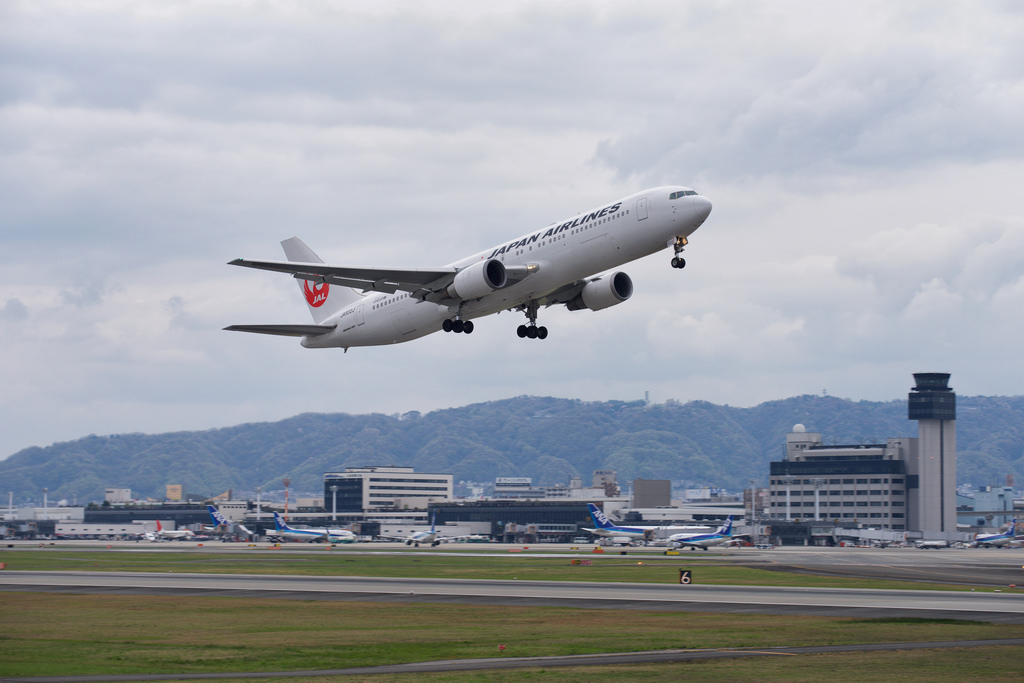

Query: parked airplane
left=225, top=186, right=712, bottom=348
left=972, top=519, right=1019, bottom=548
left=668, top=516, right=736, bottom=551
left=152, top=520, right=194, bottom=540
left=206, top=505, right=254, bottom=538
left=383, top=512, right=470, bottom=547
left=271, top=512, right=356, bottom=543
left=583, top=503, right=709, bottom=542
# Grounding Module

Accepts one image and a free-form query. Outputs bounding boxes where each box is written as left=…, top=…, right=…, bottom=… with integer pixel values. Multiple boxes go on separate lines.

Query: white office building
left=323, top=466, right=453, bottom=513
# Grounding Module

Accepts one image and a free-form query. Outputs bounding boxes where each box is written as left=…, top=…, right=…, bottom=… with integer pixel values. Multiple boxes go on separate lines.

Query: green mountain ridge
left=3, top=394, right=1023, bottom=504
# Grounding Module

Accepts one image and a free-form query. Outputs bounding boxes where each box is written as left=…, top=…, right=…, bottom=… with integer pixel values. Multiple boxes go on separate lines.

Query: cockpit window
left=669, top=190, right=698, bottom=200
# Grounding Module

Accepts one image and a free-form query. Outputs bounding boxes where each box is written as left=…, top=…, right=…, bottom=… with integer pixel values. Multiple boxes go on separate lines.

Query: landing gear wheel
left=442, top=319, right=454, bottom=333
left=452, top=319, right=465, bottom=334
left=516, top=301, right=549, bottom=340
left=463, top=320, right=474, bottom=334
left=671, top=256, right=686, bottom=269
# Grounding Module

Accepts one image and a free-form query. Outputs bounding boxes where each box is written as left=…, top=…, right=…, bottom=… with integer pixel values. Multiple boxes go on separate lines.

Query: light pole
left=812, top=478, right=826, bottom=521
left=255, top=486, right=262, bottom=521
left=283, top=478, right=291, bottom=521
left=330, top=485, right=338, bottom=522
left=43, top=487, right=48, bottom=515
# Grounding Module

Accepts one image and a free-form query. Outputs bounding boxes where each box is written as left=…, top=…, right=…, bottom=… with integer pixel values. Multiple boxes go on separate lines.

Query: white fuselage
left=272, top=515, right=356, bottom=543
left=302, top=187, right=710, bottom=349
left=669, top=532, right=731, bottom=549
left=974, top=533, right=1013, bottom=547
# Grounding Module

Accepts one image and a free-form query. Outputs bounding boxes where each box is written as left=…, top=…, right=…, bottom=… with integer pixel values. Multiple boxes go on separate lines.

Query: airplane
left=224, top=186, right=712, bottom=348
left=152, top=520, right=194, bottom=540
left=583, top=503, right=709, bottom=542
left=667, top=516, right=736, bottom=551
left=971, top=519, right=1020, bottom=548
left=271, top=512, right=356, bottom=543
left=382, top=512, right=470, bottom=547
left=206, top=505, right=254, bottom=539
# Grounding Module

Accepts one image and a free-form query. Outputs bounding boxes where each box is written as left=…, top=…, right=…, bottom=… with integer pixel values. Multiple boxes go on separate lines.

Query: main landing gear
left=517, top=324, right=548, bottom=339
left=671, top=235, right=688, bottom=269
left=442, top=318, right=474, bottom=334
left=516, top=300, right=548, bottom=340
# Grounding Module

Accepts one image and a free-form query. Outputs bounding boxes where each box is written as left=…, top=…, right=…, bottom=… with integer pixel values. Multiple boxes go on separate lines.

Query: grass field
left=4, top=592, right=1024, bottom=679
left=4, top=546, right=1024, bottom=680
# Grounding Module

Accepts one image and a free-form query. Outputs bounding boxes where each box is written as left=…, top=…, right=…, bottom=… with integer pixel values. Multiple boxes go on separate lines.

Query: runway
left=4, top=569, right=1024, bottom=623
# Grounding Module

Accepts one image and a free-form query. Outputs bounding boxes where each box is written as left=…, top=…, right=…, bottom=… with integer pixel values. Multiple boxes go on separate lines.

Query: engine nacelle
left=447, top=259, right=507, bottom=300
left=565, top=271, right=633, bottom=312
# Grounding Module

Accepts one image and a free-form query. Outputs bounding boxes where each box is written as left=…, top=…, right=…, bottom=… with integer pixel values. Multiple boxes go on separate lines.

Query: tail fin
left=207, top=505, right=230, bottom=526
left=719, top=516, right=733, bottom=536
left=156, top=520, right=163, bottom=532
left=273, top=512, right=288, bottom=532
left=588, top=503, right=615, bottom=529
left=281, top=237, right=361, bottom=323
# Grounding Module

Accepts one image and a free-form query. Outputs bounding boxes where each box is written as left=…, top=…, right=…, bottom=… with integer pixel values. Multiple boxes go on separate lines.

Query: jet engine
left=565, top=271, right=633, bottom=312
left=446, top=259, right=507, bottom=300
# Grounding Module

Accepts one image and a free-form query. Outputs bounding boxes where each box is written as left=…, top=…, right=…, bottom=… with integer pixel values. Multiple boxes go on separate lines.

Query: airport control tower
left=906, top=373, right=957, bottom=534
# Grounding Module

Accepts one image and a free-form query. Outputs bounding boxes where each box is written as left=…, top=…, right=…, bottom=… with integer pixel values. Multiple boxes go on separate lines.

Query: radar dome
left=793, top=424, right=806, bottom=433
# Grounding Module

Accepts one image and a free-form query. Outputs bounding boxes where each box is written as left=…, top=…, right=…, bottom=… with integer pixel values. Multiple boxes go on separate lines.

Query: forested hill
left=3, top=394, right=1024, bottom=504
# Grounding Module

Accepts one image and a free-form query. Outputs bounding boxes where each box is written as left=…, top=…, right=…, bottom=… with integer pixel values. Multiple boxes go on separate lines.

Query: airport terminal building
left=769, top=429, right=912, bottom=530
left=323, top=466, right=453, bottom=513
left=769, top=373, right=959, bottom=536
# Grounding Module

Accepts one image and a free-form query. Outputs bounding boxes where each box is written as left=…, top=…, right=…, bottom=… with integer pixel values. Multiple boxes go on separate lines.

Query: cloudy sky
left=2, top=1, right=1023, bottom=458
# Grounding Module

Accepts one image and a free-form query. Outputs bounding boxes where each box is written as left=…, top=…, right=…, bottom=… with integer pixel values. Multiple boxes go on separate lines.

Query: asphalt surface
left=3, top=562, right=1024, bottom=622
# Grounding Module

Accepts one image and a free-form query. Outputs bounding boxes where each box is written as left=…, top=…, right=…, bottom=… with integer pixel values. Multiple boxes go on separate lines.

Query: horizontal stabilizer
left=223, top=324, right=334, bottom=337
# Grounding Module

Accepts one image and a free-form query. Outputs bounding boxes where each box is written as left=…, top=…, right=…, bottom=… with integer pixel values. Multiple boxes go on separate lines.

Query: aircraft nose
left=693, top=195, right=712, bottom=224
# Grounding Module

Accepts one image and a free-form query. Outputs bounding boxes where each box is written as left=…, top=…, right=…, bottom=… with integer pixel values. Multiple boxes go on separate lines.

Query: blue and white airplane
left=584, top=503, right=707, bottom=542
left=206, top=505, right=254, bottom=538
left=972, top=519, right=1020, bottom=548
left=271, top=512, right=356, bottom=543
left=667, top=516, right=736, bottom=551
left=225, top=186, right=711, bottom=348
left=381, top=512, right=470, bottom=547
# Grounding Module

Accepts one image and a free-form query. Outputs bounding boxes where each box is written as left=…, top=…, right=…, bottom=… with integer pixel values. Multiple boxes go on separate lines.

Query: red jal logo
left=303, top=281, right=330, bottom=307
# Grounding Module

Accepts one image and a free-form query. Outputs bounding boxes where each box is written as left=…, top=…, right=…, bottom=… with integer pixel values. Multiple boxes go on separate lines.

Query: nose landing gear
left=671, top=235, right=688, bottom=269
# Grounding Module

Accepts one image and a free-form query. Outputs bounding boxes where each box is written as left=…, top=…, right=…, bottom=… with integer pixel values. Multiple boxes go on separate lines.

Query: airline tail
left=281, top=237, right=361, bottom=323
left=273, top=511, right=290, bottom=532
left=207, top=505, right=230, bottom=527
left=587, top=503, right=615, bottom=529
left=719, top=516, right=733, bottom=536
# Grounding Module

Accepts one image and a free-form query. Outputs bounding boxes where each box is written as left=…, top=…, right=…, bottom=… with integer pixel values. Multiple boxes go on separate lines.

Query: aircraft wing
left=223, top=324, right=335, bottom=337
left=228, top=258, right=457, bottom=297
left=435, top=534, right=475, bottom=543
